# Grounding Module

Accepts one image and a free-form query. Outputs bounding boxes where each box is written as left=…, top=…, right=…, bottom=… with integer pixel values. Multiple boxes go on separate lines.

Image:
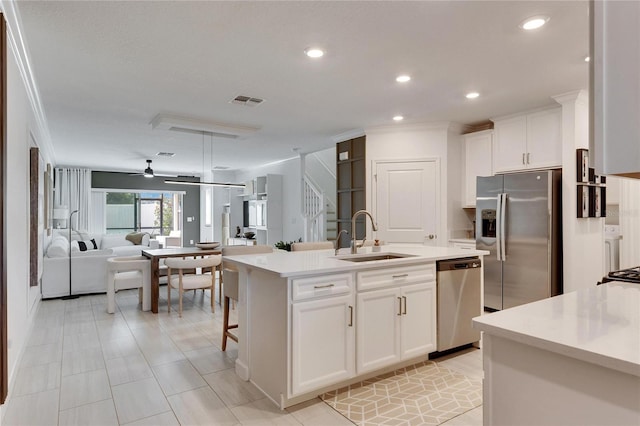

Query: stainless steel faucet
left=334, top=229, right=349, bottom=255
left=350, top=210, right=378, bottom=254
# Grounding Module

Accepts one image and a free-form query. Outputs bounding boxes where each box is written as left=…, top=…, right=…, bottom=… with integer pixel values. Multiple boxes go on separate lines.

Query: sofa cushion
left=101, top=234, right=134, bottom=250
left=47, top=236, right=69, bottom=258
left=72, top=249, right=113, bottom=257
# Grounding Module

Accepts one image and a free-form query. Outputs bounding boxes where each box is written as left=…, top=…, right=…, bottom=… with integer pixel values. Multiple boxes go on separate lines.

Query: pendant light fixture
left=164, top=131, right=245, bottom=188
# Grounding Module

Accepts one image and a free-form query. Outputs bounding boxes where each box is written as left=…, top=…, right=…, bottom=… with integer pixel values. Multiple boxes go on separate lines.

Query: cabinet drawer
left=291, top=273, right=353, bottom=301
left=453, top=242, right=476, bottom=251
left=357, top=263, right=435, bottom=291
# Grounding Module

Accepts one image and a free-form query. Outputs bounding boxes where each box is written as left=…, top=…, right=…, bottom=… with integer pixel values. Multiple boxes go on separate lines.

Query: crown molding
left=1, top=1, right=56, bottom=163
left=331, top=128, right=365, bottom=143
left=366, top=121, right=461, bottom=135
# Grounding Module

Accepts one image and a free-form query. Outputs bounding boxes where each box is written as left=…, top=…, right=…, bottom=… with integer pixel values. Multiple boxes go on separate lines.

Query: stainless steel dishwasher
left=436, top=257, right=482, bottom=352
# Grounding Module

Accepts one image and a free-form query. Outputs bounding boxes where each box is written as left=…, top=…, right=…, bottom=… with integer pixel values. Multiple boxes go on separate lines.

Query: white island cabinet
left=473, top=282, right=640, bottom=426
left=290, top=273, right=354, bottom=395
left=356, top=264, right=436, bottom=374
left=224, top=245, right=487, bottom=409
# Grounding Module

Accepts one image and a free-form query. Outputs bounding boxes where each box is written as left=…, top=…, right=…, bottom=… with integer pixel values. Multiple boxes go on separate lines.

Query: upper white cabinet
left=592, top=1, right=640, bottom=178
left=492, top=106, right=562, bottom=173
left=463, top=130, right=493, bottom=207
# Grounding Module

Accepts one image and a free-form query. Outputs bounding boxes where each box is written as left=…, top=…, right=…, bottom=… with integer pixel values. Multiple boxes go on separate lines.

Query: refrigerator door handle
left=500, top=193, right=507, bottom=261
left=496, top=193, right=503, bottom=261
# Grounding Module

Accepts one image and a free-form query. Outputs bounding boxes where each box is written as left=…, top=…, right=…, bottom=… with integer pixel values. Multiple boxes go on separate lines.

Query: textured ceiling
left=15, top=1, right=589, bottom=176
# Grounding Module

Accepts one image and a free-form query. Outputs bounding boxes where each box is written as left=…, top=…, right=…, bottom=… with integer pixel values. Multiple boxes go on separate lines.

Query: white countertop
left=473, top=282, right=640, bottom=377
left=223, top=244, right=488, bottom=278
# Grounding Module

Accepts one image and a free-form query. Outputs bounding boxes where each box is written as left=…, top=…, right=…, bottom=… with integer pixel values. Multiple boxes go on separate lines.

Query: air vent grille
left=156, top=152, right=175, bottom=157
left=213, top=166, right=230, bottom=170
left=231, top=95, right=265, bottom=107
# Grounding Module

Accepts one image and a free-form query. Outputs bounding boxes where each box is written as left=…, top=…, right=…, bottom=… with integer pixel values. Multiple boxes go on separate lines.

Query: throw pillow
left=70, top=239, right=98, bottom=252
left=125, top=232, right=148, bottom=245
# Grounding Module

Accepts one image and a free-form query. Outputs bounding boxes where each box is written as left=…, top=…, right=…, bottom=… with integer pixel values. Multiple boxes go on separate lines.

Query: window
left=105, top=192, right=181, bottom=236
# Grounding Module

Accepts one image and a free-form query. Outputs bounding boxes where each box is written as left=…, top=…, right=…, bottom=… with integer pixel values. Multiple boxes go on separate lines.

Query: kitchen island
left=473, top=282, right=640, bottom=425
left=223, top=244, right=488, bottom=408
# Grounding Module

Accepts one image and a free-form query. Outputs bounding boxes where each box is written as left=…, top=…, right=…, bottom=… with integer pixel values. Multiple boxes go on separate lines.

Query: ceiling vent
left=213, top=166, right=230, bottom=170
left=230, top=95, right=265, bottom=107
left=150, top=113, right=259, bottom=139
left=156, top=152, right=175, bottom=157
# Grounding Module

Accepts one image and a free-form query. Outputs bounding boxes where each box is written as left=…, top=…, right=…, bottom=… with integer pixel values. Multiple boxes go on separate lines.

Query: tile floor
left=2, top=286, right=482, bottom=425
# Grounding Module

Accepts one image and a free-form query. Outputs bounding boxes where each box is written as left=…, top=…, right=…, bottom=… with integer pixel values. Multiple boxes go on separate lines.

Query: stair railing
left=302, top=176, right=326, bottom=241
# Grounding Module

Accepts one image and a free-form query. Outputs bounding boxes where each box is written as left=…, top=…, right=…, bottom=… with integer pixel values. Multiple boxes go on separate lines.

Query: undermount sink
left=336, top=253, right=417, bottom=262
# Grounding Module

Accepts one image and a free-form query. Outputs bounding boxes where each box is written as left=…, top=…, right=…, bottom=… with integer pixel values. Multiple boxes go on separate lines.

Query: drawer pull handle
left=314, top=284, right=335, bottom=289
left=392, top=274, right=409, bottom=279
left=348, top=305, right=353, bottom=327
left=402, top=296, right=407, bottom=315
left=397, top=297, right=402, bottom=316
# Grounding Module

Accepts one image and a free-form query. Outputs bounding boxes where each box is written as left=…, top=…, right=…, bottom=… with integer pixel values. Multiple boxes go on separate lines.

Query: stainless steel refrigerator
left=476, top=170, right=562, bottom=311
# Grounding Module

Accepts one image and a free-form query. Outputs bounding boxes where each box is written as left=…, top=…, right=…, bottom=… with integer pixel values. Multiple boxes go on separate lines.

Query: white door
left=356, top=288, right=400, bottom=374
left=375, top=160, right=438, bottom=244
left=400, top=282, right=437, bottom=359
left=291, top=294, right=355, bottom=395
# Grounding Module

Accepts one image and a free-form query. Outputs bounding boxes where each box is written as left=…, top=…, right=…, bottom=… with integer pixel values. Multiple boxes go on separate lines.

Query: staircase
left=302, top=176, right=336, bottom=242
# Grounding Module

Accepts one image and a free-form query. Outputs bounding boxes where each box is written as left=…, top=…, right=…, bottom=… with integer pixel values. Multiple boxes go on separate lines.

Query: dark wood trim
left=1, top=11, right=8, bottom=403
left=29, top=147, right=39, bottom=287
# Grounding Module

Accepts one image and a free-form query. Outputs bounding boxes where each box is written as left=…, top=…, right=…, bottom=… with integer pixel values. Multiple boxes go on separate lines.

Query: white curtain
left=90, top=191, right=106, bottom=234
left=55, top=168, right=92, bottom=231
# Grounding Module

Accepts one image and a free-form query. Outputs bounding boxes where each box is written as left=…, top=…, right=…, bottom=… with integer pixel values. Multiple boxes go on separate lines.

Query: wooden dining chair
left=220, top=245, right=273, bottom=350
left=164, top=255, right=222, bottom=317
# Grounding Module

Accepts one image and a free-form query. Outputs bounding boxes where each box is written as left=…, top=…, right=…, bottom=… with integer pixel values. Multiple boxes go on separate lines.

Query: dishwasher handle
left=437, top=257, right=481, bottom=271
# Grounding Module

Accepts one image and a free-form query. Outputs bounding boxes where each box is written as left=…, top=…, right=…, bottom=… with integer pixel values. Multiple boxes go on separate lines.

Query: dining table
left=142, top=247, right=222, bottom=313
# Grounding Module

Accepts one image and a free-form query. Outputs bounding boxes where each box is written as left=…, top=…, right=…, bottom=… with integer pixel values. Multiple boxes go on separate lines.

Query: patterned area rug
left=321, top=361, right=482, bottom=425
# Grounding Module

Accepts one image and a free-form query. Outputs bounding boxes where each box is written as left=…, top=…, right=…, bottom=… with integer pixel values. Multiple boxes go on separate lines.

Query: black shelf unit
left=337, top=136, right=366, bottom=248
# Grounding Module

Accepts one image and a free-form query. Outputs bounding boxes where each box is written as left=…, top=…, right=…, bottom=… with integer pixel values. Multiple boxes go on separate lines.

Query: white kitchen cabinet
left=399, top=283, right=436, bottom=359
left=592, top=1, right=640, bottom=178
left=450, top=241, right=476, bottom=251
left=493, top=107, right=562, bottom=173
left=463, top=130, right=493, bottom=207
left=291, top=293, right=355, bottom=395
left=356, top=287, right=400, bottom=373
left=243, top=174, right=283, bottom=246
left=356, top=264, right=437, bottom=374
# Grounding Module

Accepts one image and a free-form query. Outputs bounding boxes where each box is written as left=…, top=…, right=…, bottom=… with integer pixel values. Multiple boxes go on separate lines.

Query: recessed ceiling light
left=396, top=75, right=411, bottom=83
left=520, top=16, right=550, bottom=30
left=466, top=92, right=480, bottom=99
left=393, top=115, right=404, bottom=121
left=584, top=56, right=590, bottom=62
left=305, top=48, right=324, bottom=58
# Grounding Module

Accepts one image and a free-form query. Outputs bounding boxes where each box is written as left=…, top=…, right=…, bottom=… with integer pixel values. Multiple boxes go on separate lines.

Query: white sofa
left=42, top=232, right=159, bottom=299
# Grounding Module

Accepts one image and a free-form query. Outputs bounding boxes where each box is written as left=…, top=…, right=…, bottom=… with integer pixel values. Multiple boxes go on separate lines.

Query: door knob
left=428, top=234, right=435, bottom=240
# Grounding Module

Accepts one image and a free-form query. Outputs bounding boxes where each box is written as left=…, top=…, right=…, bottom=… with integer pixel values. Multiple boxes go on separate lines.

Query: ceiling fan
left=129, top=159, right=178, bottom=178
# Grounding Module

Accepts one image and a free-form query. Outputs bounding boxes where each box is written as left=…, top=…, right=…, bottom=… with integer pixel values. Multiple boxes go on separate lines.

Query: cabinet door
left=526, top=108, right=562, bottom=170
left=356, top=287, right=400, bottom=374
left=291, top=294, right=355, bottom=395
left=463, top=131, right=493, bottom=207
left=400, top=282, right=437, bottom=359
left=493, top=115, right=527, bottom=173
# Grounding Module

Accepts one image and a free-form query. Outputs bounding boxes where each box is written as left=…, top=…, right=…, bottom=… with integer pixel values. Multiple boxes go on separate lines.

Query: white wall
left=365, top=122, right=466, bottom=245
left=554, top=90, right=605, bottom=293
left=4, top=30, right=53, bottom=402
left=234, top=157, right=303, bottom=242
